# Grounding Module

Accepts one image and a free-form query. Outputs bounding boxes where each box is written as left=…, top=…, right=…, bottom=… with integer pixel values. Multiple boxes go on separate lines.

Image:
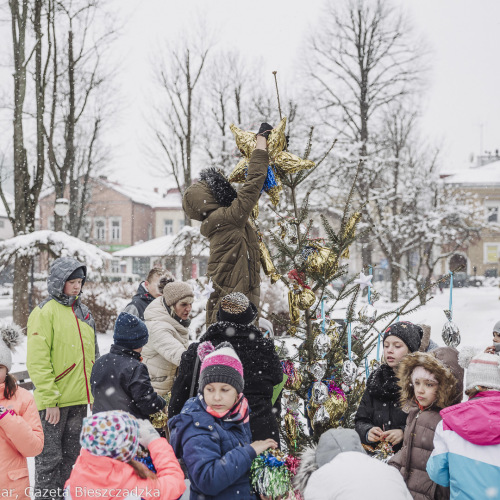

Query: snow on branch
left=0, top=230, right=111, bottom=271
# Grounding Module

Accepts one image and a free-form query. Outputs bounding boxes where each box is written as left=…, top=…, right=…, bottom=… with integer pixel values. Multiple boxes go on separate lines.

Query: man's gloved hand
left=257, top=122, right=273, bottom=140
left=138, top=419, right=161, bottom=448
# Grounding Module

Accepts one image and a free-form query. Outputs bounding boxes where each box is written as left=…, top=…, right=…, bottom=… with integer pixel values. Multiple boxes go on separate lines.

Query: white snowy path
left=9, top=286, right=499, bottom=498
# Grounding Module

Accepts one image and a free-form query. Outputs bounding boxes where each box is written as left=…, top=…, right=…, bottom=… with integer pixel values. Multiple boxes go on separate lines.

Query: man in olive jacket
left=183, top=124, right=271, bottom=324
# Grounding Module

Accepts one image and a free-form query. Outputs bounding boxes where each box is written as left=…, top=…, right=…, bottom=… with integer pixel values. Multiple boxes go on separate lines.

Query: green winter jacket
left=183, top=149, right=269, bottom=324
left=27, top=257, right=98, bottom=410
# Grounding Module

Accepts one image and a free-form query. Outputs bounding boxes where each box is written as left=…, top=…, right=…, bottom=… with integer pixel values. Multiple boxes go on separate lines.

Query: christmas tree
left=228, top=116, right=439, bottom=456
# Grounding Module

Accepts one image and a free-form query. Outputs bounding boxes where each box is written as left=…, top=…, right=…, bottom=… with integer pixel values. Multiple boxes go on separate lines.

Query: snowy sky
left=2, top=0, right=500, bottom=190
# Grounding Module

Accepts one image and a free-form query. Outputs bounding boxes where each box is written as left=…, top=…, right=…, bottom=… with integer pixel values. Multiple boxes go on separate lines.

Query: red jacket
left=65, top=437, right=186, bottom=500
left=0, top=384, right=44, bottom=500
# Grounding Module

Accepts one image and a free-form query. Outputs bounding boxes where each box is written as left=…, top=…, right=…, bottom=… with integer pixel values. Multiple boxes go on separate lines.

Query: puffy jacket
left=27, top=257, right=98, bottom=410
left=427, top=391, right=500, bottom=500
left=91, top=344, right=166, bottom=419
left=143, top=297, right=189, bottom=396
left=122, top=282, right=155, bottom=320
left=302, top=451, right=412, bottom=500
left=183, top=149, right=268, bottom=324
left=354, top=364, right=407, bottom=454
left=168, top=321, right=283, bottom=441
left=65, top=437, right=186, bottom=500
left=169, top=396, right=257, bottom=500
left=389, top=348, right=464, bottom=499
left=0, top=385, right=44, bottom=500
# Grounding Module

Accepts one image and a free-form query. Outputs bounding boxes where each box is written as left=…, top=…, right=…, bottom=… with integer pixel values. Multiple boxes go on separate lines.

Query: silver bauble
left=442, top=321, right=461, bottom=347
left=283, top=390, right=301, bottom=412
left=358, top=304, right=378, bottom=324
left=311, top=381, right=329, bottom=405
left=309, top=360, right=327, bottom=381
left=342, top=359, right=357, bottom=386
left=312, top=405, right=330, bottom=427
left=314, top=333, right=331, bottom=358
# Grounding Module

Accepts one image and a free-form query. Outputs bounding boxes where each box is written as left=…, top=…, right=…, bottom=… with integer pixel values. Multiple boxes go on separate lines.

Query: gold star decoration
left=228, top=117, right=315, bottom=206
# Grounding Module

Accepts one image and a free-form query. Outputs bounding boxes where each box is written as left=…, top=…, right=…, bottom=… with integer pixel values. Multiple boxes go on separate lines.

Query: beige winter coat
left=143, top=297, right=190, bottom=396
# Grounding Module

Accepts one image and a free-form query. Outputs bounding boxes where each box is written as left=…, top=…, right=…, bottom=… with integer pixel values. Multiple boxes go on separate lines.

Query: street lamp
left=54, top=198, right=70, bottom=217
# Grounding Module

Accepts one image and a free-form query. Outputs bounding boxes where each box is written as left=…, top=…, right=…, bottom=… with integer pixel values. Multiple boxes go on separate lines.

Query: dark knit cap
left=197, top=341, right=244, bottom=394
left=216, top=292, right=258, bottom=325
left=67, top=266, right=86, bottom=281
left=113, top=312, right=149, bottom=350
left=382, top=321, right=423, bottom=353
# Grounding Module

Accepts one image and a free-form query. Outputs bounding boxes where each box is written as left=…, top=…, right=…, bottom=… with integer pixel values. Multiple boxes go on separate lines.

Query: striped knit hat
left=459, top=347, right=500, bottom=392
left=80, top=410, right=140, bottom=462
left=197, top=341, right=244, bottom=394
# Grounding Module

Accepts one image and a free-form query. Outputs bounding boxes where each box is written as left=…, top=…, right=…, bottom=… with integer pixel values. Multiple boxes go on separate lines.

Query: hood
left=440, top=391, right=500, bottom=445
left=397, top=347, right=464, bottom=408
left=133, top=281, right=154, bottom=302
left=294, top=444, right=318, bottom=494
left=182, top=168, right=237, bottom=221
left=47, top=257, right=87, bottom=305
left=168, top=396, right=208, bottom=458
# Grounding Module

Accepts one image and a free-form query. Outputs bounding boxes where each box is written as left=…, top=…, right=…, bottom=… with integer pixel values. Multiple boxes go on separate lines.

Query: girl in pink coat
left=0, top=326, right=44, bottom=500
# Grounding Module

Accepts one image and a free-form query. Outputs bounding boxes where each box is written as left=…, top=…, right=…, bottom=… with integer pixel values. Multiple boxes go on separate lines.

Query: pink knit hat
left=197, top=341, right=244, bottom=394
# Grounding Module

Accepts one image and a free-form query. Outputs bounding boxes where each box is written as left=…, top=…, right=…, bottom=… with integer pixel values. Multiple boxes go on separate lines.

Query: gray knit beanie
left=158, top=273, right=194, bottom=307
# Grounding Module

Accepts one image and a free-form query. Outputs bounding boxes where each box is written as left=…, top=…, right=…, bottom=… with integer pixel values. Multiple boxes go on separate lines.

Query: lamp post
left=54, top=198, right=69, bottom=232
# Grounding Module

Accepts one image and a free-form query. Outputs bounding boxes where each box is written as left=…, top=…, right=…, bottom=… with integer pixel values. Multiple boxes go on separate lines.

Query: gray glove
left=138, top=419, right=160, bottom=448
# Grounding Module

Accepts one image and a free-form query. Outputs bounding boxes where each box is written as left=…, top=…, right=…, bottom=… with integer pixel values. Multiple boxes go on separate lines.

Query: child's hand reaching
left=251, top=438, right=278, bottom=455
left=367, top=426, right=383, bottom=443
left=381, top=429, right=404, bottom=445
left=138, top=419, right=160, bottom=448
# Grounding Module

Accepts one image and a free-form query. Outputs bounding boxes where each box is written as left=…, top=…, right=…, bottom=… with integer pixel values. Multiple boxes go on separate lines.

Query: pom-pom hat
left=80, top=410, right=140, bottom=462
left=113, top=312, right=149, bottom=350
left=198, top=341, right=244, bottom=394
left=0, top=323, right=23, bottom=371
left=216, top=292, right=258, bottom=325
left=459, top=346, right=500, bottom=391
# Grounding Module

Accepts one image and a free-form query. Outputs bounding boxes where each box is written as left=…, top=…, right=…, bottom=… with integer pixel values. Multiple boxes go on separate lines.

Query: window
left=94, top=217, right=106, bottom=241
left=487, top=206, right=498, bottom=223
left=0, top=220, right=5, bottom=228
left=484, top=243, right=500, bottom=264
left=178, top=219, right=185, bottom=231
left=48, top=216, right=55, bottom=231
left=110, top=217, right=122, bottom=242
left=132, top=257, right=150, bottom=276
left=164, top=219, right=173, bottom=235
left=111, top=258, right=120, bottom=274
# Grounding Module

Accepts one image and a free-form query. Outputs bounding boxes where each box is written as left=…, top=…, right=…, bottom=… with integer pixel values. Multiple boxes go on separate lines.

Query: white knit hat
left=459, top=347, right=500, bottom=392
left=0, top=324, right=24, bottom=372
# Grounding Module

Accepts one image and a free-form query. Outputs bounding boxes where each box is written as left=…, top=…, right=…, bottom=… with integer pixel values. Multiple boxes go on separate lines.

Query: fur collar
left=366, top=364, right=400, bottom=402
left=293, top=444, right=318, bottom=494
left=199, top=168, right=237, bottom=207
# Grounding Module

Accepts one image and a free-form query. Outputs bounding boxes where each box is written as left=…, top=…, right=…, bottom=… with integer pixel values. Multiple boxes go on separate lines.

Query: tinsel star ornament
left=228, top=117, right=315, bottom=206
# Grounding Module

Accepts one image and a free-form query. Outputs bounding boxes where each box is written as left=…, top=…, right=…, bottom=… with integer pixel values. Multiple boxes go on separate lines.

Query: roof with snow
left=443, top=161, right=500, bottom=187
left=154, top=188, right=182, bottom=210
left=112, top=226, right=208, bottom=258
left=95, top=178, right=168, bottom=208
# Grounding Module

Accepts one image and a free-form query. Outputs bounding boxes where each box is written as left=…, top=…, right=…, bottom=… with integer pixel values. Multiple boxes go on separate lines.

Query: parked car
left=440, top=272, right=483, bottom=288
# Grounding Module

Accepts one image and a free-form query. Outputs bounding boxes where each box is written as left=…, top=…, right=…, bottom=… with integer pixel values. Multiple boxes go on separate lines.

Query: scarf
left=199, top=393, right=250, bottom=424
left=367, top=364, right=400, bottom=402
left=164, top=300, right=191, bottom=328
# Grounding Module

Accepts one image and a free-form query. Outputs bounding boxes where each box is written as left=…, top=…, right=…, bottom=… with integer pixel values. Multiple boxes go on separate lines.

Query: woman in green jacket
left=27, top=256, right=98, bottom=498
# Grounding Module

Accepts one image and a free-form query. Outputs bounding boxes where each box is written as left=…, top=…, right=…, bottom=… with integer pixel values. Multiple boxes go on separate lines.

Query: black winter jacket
left=122, top=282, right=155, bottom=321
left=168, top=321, right=283, bottom=442
left=91, top=344, right=166, bottom=419
left=354, top=364, right=406, bottom=454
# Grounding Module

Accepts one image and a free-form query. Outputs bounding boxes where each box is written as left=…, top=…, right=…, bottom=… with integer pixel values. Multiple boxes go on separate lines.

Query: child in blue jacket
left=168, top=341, right=277, bottom=500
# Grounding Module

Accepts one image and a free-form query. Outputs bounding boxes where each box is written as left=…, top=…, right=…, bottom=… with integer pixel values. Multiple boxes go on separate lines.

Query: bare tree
left=151, top=36, right=210, bottom=279
left=306, top=0, right=427, bottom=265
left=44, top=0, right=113, bottom=235
left=2, top=0, right=47, bottom=327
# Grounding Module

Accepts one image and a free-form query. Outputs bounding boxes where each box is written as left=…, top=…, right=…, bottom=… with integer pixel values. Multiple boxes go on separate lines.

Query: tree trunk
left=390, top=257, right=401, bottom=302
left=13, top=254, right=31, bottom=328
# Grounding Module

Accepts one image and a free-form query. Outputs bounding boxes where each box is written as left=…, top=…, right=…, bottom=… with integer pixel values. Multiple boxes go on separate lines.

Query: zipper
left=55, top=363, right=76, bottom=382
left=72, top=303, right=91, bottom=404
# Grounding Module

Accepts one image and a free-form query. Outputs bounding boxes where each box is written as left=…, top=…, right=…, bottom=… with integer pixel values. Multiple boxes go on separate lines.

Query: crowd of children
left=0, top=121, right=498, bottom=499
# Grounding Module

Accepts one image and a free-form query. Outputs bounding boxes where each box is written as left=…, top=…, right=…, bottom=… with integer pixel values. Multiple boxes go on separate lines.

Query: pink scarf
left=199, top=394, right=250, bottom=424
